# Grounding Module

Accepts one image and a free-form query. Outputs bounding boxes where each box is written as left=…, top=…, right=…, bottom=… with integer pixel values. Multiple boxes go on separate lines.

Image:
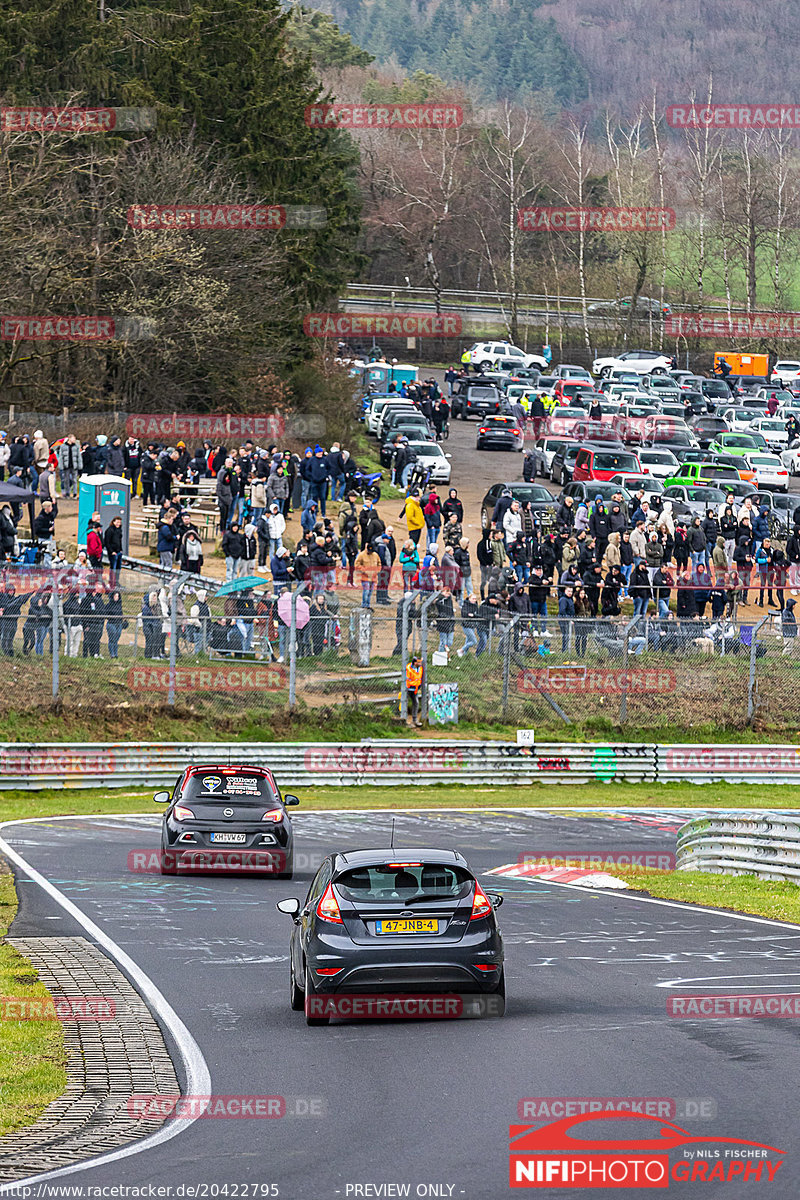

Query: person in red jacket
left=87, top=520, right=104, bottom=575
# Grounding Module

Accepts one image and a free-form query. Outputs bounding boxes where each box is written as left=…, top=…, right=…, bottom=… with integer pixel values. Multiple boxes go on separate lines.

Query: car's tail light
left=470, top=883, right=493, bottom=921
left=474, top=963, right=500, bottom=972
left=512, top=429, right=521, bottom=437
left=316, top=882, right=344, bottom=924
left=173, top=805, right=195, bottom=821
left=386, top=862, right=422, bottom=868
left=315, top=967, right=343, bottom=976
left=262, top=809, right=283, bottom=822
left=479, top=427, right=487, bottom=434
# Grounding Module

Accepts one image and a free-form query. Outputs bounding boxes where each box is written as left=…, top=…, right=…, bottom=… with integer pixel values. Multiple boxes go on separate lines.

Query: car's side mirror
left=276, top=898, right=300, bottom=916
left=153, top=791, right=170, bottom=804
left=487, top=892, right=504, bottom=909
left=283, top=794, right=300, bottom=807
left=445, top=454, right=452, bottom=459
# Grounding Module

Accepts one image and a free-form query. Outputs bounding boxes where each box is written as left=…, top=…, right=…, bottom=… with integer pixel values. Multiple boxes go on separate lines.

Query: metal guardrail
left=676, top=813, right=800, bottom=882
left=4, top=740, right=800, bottom=791
left=0, top=741, right=654, bottom=790
left=346, top=283, right=733, bottom=314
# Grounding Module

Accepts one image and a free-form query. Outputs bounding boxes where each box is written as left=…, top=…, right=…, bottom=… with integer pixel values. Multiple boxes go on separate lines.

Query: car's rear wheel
left=560, top=468, right=569, bottom=486
left=305, top=967, right=329, bottom=1026
left=479, top=360, right=492, bottom=372
left=290, top=956, right=304, bottom=1011
left=160, top=848, right=177, bottom=876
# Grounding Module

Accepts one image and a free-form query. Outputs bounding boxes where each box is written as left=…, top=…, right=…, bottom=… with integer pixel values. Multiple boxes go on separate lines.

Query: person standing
left=222, top=521, right=245, bottom=582
left=123, top=437, right=141, bottom=495
left=57, top=435, right=83, bottom=498
left=355, top=542, right=380, bottom=608
left=405, top=655, right=424, bottom=726
left=157, top=513, right=177, bottom=571
left=105, top=589, right=125, bottom=658
left=103, top=515, right=124, bottom=585
left=80, top=581, right=106, bottom=658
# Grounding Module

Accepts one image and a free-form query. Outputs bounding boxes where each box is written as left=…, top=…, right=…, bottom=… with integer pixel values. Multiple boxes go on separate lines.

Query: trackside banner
left=124, top=413, right=325, bottom=440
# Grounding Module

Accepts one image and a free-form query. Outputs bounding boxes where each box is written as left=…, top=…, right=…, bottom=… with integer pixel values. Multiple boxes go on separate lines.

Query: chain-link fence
left=1, top=561, right=799, bottom=731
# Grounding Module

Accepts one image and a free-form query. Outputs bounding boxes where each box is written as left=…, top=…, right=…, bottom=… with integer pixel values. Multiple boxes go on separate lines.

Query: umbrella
left=214, top=575, right=270, bottom=597
left=278, top=590, right=310, bottom=629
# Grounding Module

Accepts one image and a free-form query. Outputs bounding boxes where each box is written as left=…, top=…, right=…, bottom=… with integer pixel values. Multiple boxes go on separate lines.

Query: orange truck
left=714, top=351, right=768, bottom=377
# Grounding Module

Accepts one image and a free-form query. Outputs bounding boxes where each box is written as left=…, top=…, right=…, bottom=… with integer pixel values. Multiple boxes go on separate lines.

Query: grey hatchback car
left=277, top=848, right=505, bottom=1025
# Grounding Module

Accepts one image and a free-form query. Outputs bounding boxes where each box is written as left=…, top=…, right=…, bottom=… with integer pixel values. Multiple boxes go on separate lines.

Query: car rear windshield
left=687, top=487, right=725, bottom=503
left=335, top=862, right=473, bottom=902
left=485, top=416, right=514, bottom=426
left=511, top=485, right=551, bottom=502
left=594, top=452, right=639, bottom=470
left=469, top=387, right=499, bottom=400
left=181, top=770, right=278, bottom=804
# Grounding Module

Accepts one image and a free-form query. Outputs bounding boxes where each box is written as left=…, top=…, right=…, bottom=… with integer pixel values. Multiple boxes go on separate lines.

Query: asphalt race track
left=3, top=807, right=800, bottom=1198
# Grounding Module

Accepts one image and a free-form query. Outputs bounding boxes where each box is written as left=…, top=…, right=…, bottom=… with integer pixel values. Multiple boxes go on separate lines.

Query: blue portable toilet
left=77, top=474, right=131, bottom=551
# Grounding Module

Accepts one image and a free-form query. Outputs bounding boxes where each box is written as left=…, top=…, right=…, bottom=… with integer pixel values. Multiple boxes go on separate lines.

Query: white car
left=461, top=341, right=547, bottom=373
left=607, top=474, right=665, bottom=505
left=406, top=440, right=451, bottom=483
left=743, top=453, right=789, bottom=491
left=748, top=418, right=790, bottom=452
left=591, top=348, right=672, bottom=378
left=720, top=406, right=759, bottom=433
left=366, top=395, right=409, bottom=435
left=635, top=447, right=682, bottom=479
left=771, top=360, right=800, bottom=385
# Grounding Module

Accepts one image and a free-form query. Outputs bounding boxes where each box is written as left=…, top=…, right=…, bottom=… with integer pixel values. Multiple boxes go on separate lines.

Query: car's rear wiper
left=399, top=892, right=459, bottom=905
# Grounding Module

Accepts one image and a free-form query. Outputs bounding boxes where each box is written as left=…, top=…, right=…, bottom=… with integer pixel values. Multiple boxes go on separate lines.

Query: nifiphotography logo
left=509, top=1112, right=784, bottom=1188
left=202, top=775, right=221, bottom=792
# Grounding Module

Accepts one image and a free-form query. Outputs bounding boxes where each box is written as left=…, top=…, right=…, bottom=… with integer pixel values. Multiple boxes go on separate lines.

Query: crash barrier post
left=419, top=592, right=441, bottom=724
left=676, top=812, right=800, bottom=882
left=288, top=582, right=309, bottom=710
left=620, top=616, right=640, bottom=725
left=168, top=578, right=179, bottom=706
left=400, top=592, right=416, bottom=721
left=51, top=588, right=59, bottom=698
left=502, top=614, right=521, bottom=721
left=747, top=613, right=770, bottom=724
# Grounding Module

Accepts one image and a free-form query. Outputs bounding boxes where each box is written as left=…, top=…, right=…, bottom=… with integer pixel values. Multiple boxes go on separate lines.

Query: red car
left=572, top=446, right=642, bottom=482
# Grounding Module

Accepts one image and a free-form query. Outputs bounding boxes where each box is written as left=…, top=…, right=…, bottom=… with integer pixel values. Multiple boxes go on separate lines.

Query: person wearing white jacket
left=502, top=500, right=522, bottom=548
left=266, top=503, right=286, bottom=556
left=0, top=433, right=10, bottom=481
left=630, top=522, right=648, bottom=565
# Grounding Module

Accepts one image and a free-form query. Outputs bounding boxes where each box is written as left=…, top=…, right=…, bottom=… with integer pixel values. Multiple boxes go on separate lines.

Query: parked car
left=663, top=462, right=742, bottom=489
left=635, top=446, right=681, bottom=480
left=462, top=341, right=547, bottom=373
left=403, top=440, right=452, bottom=483
left=719, top=406, right=759, bottom=432
left=707, top=432, right=767, bottom=457
left=453, top=383, right=506, bottom=420
left=748, top=418, right=790, bottom=452
left=741, top=453, right=789, bottom=491
left=687, top=415, right=730, bottom=448
left=661, top=484, right=727, bottom=521
left=572, top=445, right=642, bottom=482
left=771, top=360, right=800, bottom=385
left=480, top=482, right=556, bottom=529
left=592, top=348, right=672, bottom=379
left=559, top=480, right=633, bottom=506
left=532, top=437, right=567, bottom=478
left=607, top=474, right=664, bottom=505
left=700, top=378, right=733, bottom=404
left=476, top=414, right=524, bottom=451
left=553, top=379, right=594, bottom=405
left=747, top=490, right=797, bottom=535
left=551, top=364, right=593, bottom=382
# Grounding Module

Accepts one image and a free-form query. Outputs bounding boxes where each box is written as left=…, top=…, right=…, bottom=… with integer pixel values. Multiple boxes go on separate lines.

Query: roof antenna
left=390, top=817, right=396, bottom=849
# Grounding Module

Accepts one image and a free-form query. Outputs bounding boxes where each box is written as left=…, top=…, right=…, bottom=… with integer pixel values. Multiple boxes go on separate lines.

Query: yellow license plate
left=376, top=918, right=440, bottom=935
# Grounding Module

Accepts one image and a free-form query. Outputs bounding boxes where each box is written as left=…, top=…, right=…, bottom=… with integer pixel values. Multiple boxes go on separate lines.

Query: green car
left=707, top=432, right=767, bottom=457
left=663, top=461, right=742, bottom=488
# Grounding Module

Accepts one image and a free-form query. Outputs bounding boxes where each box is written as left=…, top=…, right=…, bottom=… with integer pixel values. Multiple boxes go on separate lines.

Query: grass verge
left=2, top=781, right=800, bottom=827
left=609, top=867, right=800, bottom=925
left=0, top=867, right=67, bottom=1136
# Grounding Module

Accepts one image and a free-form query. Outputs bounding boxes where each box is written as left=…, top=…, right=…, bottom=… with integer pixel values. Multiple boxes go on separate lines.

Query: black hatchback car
left=277, top=848, right=505, bottom=1025
left=476, top=414, right=524, bottom=451
left=155, top=765, right=299, bottom=877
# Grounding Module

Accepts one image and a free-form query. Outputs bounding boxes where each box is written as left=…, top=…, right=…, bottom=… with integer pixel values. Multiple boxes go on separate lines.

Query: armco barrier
left=0, top=741, right=656, bottom=790
left=677, top=814, right=800, bottom=882
left=3, top=741, right=800, bottom=790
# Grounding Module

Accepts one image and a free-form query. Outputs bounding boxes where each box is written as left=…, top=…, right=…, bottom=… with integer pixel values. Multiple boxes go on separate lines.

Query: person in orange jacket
left=405, top=655, right=423, bottom=725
